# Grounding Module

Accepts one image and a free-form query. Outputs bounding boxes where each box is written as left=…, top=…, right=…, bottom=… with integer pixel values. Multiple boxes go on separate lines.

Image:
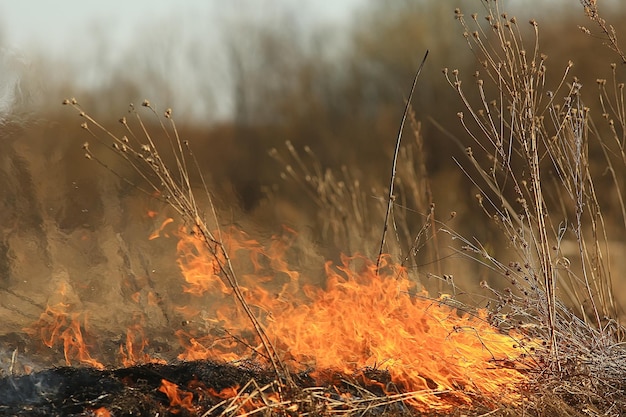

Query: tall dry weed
left=441, top=1, right=626, bottom=414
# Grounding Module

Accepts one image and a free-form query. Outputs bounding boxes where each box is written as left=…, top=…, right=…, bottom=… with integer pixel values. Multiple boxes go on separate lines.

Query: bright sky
left=1, top=0, right=621, bottom=122
left=0, top=0, right=364, bottom=121
left=0, top=1, right=362, bottom=50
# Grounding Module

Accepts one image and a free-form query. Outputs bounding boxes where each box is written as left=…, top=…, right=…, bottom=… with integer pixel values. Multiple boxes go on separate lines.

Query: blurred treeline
left=3, top=0, right=626, bottom=264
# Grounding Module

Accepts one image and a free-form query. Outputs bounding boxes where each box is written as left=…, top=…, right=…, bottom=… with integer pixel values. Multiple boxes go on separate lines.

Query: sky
left=0, top=1, right=363, bottom=51
left=0, top=0, right=622, bottom=122
left=0, top=0, right=364, bottom=121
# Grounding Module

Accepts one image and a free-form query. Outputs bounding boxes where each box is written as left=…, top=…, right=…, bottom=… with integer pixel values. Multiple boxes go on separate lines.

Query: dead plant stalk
left=376, top=50, right=429, bottom=274
left=62, top=98, right=293, bottom=390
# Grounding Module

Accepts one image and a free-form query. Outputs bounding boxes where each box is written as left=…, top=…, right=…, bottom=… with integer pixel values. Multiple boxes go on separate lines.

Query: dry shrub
left=438, top=1, right=626, bottom=415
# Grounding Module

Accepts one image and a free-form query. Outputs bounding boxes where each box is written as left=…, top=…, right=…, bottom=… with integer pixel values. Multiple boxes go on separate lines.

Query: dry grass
left=439, top=1, right=626, bottom=414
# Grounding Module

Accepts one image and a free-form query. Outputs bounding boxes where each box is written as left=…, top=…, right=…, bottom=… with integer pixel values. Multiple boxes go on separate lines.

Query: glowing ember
left=91, top=407, right=112, bottom=417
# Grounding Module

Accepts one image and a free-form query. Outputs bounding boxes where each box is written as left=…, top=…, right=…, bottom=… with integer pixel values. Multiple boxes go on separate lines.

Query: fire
left=173, top=227, right=536, bottom=412
left=91, top=407, right=111, bottom=417
left=270, top=255, right=529, bottom=411
left=21, top=222, right=536, bottom=413
left=119, top=315, right=166, bottom=367
left=24, top=302, right=104, bottom=370
left=159, top=379, right=195, bottom=414
left=206, top=385, right=239, bottom=399
left=149, top=217, right=174, bottom=240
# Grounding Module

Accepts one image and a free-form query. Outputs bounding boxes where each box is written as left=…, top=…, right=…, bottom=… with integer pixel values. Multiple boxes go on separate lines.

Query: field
left=1, top=1, right=626, bottom=416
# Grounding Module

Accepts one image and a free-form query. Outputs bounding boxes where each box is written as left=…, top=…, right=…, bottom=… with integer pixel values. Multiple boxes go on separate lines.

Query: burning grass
left=13, top=218, right=536, bottom=414
left=3, top=0, right=626, bottom=416
left=55, top=88, right=542, bottom=412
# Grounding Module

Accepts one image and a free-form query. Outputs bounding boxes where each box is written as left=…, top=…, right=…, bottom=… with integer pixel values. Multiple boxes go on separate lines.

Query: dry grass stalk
left=579, top=0, right=626, bottom=64
left=444, top=0, right=626, bottom=414
left=62, top=98, right=293, bottom=389
left=595, top=66, right=626, bottom=232
left=268, top=142, right=373, bottom=255
left=375, top=50, right=429, bottom=274
left=268, top=122, right=444, bottom=282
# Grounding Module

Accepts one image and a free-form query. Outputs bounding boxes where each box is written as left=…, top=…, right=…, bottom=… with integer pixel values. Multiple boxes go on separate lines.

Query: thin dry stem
left=64, top=98, right=293, bottom=390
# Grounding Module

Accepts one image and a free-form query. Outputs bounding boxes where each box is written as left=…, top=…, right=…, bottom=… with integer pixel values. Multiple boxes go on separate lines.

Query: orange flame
left=270, top=255, right=529, bottom=410
left=91, top=407, right=112, bottom=417
left=21, top=222, right=536, bottom=413
left=173, top=227, right=536, bottom=412
left=119, top=316, right=166, bottom=367
left=24, top=302, right=104, bottom=369
left=149, top=217, right=174, bottom=240
left=159, top=379, right=195, bottom=414
left=206, top=385, right=239, bottom=399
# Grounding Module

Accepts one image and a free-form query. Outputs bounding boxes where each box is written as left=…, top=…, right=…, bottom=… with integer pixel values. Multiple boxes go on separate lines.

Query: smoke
left=0, top=48, right=40, bottom=127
